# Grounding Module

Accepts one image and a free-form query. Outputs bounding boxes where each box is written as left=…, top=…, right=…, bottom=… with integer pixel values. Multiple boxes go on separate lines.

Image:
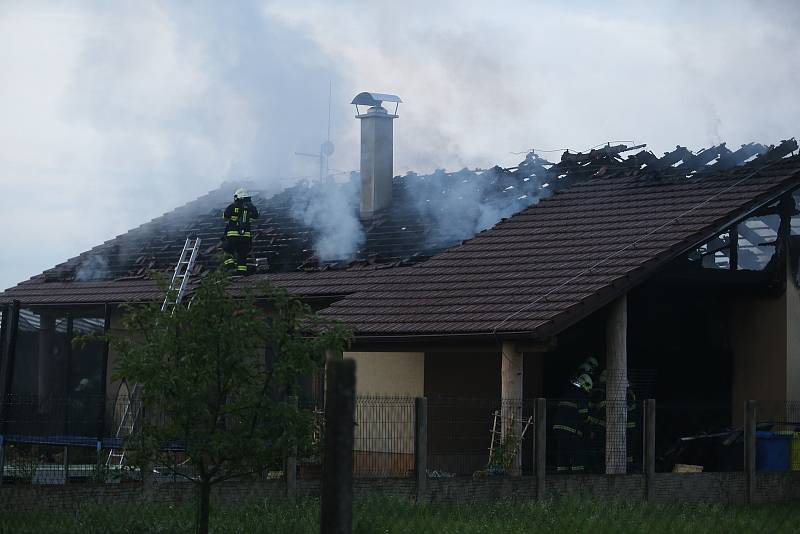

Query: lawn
left=1, top=497, right=798, bottom=533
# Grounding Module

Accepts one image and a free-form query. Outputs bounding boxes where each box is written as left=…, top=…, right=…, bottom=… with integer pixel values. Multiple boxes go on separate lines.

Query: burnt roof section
left=320, top=146, right=800, bottom=340
left=1, top=139, right=797, bottom=306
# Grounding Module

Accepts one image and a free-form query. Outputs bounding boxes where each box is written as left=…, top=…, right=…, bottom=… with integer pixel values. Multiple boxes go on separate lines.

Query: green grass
left=1, top=497, right=799, bottom=533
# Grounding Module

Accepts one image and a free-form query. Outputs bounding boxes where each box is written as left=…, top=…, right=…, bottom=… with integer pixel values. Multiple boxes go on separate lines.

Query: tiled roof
left=1, top=139, right=796, bottom=309
left=320, top=154, right=800, bottom=339
left=0, top=163, right=545, bottom=305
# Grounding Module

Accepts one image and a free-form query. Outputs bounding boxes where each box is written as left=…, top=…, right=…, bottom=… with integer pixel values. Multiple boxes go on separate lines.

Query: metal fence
left=352, top=396, right=416, bottom=478
left=6, top=394, right=800, bottom=486
left=427, top=398, right=535, bottom=476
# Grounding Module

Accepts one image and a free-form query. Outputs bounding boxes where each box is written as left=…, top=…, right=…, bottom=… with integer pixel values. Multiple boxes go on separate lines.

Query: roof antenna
left=294, top=81, right=335, bottom=182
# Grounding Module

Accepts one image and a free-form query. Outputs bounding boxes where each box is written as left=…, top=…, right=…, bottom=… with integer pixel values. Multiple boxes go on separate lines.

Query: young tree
left=101, top=269, right=350, bottom=534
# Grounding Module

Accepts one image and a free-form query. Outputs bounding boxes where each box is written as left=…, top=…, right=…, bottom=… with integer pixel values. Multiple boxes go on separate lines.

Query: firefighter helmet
left=572, top=373, right=594, bottom=393
left=234, top=188, right=250, bottom=200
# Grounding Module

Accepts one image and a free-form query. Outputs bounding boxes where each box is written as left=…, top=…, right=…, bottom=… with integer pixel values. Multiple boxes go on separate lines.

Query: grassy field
left=1, top=497, right=799, bottom=533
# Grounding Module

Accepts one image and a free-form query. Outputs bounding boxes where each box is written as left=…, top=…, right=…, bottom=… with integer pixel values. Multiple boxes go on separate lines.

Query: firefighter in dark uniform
left=223, top=188, right=259, bottom=274
left=552, top=357, right=599, bottom=472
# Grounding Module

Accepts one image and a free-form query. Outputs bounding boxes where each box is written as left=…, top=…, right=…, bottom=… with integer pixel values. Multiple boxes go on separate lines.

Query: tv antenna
left=295, top=81, right=335, bottom=182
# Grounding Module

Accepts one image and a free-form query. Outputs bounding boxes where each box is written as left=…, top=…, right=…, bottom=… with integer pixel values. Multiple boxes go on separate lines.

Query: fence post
left=286, top=396, right=297, bottom=499
left=321, top=358, right=355, bottom=534
left=96, top=440, right=103, bottom=483
left=0, top=435, right=4, bottom=486
left=63, top=445, right=69, bottom=485
left=745, top=400, right=757, bottom=505
left=644, top=399, right=655, bottom=502
left=415, top=397, right=428, bottom=502
left=534, top=398, right=546, bottom=500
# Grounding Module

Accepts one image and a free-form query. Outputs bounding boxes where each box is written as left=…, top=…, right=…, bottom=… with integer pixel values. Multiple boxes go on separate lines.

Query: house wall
left=424, top=352, right=501, bottom=399
left=105, top=308, right=127, bottom=402
left=730, top=290, right=787, bottom=424
left=345, top=351, right=424, bottom=397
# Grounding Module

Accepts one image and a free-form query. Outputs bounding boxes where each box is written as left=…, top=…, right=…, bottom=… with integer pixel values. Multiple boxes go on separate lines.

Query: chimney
left=351, top=92, right=402, bottom=217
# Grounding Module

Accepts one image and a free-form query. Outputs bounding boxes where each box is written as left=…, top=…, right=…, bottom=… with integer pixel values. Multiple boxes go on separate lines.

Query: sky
left=1, top=0, right=799, bottom=291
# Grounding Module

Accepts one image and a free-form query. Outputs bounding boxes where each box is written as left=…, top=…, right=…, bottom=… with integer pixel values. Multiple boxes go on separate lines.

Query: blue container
left=756, top=431, right=792, bottom=472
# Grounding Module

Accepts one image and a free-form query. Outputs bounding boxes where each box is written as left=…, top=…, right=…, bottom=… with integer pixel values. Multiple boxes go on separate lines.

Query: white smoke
left=289, top=176, right=364, bottom=261
left=75, top=255, right=109, bottom=282
left=403, top=168, right=541, bottom=246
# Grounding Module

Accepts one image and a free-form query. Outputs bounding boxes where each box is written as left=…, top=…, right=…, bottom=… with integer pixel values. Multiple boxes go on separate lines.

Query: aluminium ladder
left=161, top=237, right=202, bottom=313
left=106, top=382, right=143, bottom=469
left=106, top=237, right=202, bottom=473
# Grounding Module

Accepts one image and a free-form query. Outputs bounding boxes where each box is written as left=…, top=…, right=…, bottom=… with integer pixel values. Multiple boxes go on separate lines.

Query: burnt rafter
left=2, top=138, right=798, bottom=307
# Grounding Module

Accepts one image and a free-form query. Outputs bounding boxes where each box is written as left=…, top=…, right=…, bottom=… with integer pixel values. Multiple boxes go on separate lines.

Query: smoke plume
left=289, top=176, right=364, bottom=261
left=403, top=168, right=543, bottom=246
left=75, top=255, right=109, bottom=282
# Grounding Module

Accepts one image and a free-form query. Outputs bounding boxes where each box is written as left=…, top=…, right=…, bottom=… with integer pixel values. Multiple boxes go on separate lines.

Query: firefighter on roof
left=222, top=188, right=259, bottom=274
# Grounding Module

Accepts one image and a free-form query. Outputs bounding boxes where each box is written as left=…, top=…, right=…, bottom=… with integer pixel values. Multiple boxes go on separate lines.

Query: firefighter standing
left=223, top=188, right=259, bottom=274
left=552, top=357, right=599, bottom=472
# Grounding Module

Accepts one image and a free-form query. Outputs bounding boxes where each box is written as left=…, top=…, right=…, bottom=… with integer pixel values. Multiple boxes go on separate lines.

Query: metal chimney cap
left=351, top=92, right=402, bottom=107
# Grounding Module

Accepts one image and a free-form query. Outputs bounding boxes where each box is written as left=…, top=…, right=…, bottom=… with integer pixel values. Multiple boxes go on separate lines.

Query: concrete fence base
left=2, top=472, right=800, bottom=514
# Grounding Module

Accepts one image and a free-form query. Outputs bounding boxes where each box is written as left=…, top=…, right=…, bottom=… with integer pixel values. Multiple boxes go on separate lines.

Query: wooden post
left=745, top=400, right=757, bottom=505
left=644, top=399, right=656, bottom=502
left=501, top=341, right=523, bottom=475
left=0, top=301, right=20, bottom=435
left=286, top=396, right=298, bottom=499
left=321, top=358, right=355, bottom=534
left=95, top=440, right=103, bottom=483
left=0, top=435, right=5, bottom=487
left=323, top=349, right=342, bottom=410
left=605, top=295, right=628, bottom=474
left=63, top=445, right=69, bottom=485
left=415, top=397, right=428, bottom=502
left=534, top=398, right=546, bottom=500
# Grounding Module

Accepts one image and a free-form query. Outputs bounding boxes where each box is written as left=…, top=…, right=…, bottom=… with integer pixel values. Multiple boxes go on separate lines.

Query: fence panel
left=426, top=398, right=535, bottom=477
left=656, top=402, right=737, bottom=473
left=352, top=396, right=416, bottom=478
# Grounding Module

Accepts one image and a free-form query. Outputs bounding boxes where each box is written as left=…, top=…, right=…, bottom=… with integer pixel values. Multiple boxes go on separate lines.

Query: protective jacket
left=224, top=199, right=259, bottom=238
left=223, top=198, right=259, bottom=273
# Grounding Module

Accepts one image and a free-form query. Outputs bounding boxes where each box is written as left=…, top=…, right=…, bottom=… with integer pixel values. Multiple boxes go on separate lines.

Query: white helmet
left=234, top=188, right=250, bottom=200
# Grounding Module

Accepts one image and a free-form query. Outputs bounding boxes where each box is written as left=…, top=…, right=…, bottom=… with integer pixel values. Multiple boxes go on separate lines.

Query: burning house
left=1, top=90, right=799, bottom=477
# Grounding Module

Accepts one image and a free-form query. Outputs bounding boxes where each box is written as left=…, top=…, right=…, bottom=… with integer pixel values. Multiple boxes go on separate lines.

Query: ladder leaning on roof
left=162, top=237, right=202, bottom=313
left=106, top=237, right=202, bottom=473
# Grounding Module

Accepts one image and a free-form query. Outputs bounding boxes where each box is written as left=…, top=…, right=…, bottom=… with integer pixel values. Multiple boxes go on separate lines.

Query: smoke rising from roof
left=3, top=1, right=800, bottom=290
left=402, top=168, right=544, bottom=247
left=0, top=1, right=350, bottom=289
left=75, top=255, right=109, bottom=282
left=289, top=176, right=365, bottom=261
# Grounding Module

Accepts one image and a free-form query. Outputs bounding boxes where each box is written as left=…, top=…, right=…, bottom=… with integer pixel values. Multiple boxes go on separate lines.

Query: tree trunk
left=196, top=480, right=211, bottom=534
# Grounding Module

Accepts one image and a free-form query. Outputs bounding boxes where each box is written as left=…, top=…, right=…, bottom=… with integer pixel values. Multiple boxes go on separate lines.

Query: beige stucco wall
left=345, top=351, right=424, bottom=397
left=730, top=289, right=787, bottom=415
left=344, top=351, right=424, bottom=457
left=729, top=262, right=800, bottom=423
